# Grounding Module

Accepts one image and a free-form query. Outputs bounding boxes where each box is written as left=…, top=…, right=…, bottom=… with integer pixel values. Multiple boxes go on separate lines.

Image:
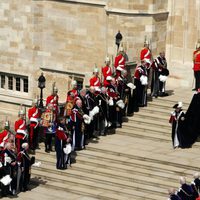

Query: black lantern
left=115, top=30, right=123, bottom=51
left=38, top=72, right=46, bottom=108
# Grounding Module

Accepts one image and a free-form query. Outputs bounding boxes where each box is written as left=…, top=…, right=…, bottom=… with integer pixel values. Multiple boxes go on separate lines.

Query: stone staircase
left=18, top=88, right=200, bottom=200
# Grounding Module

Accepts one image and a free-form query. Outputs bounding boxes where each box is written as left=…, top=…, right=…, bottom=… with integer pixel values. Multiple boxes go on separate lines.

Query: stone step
left=121, top=120, right=171, bottom=133
left=128, top=112, right=168, bottom=123
left=35, top=146, right=198, bottom=180
left=31, top=168, right=166, bottom=200
left=81, top=146, right=200, bottom=173
left=33, top=154, right=179, bottom=189
left=116, top=128, right=171, bottom=142
left=139, top=106, right=172, bottom=116
left=122, top=117, right=171, bottom=130
left=148, top=98, right=189, bottom=109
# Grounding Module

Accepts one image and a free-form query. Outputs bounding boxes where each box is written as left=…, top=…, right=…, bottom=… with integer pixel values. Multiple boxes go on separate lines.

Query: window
left=0, top=72, right=29, bottom=93
left=1, top=75, right=5, bottom=89
left=8, top=76, right=13, bottom=90
left=23, top=78, right=28, bottom=93
left=16, top=77, right=20, bottom=91
left=76, top=79, right=83, bottom=91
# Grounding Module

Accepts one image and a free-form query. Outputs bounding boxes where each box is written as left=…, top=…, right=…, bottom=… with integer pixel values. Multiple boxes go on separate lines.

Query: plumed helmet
left=105, top=56, right=110, bottom=62
left=93, top=68, right=99, bottom=73
left=119, top=47, right=124, bottom=52
left=18, top=109, right=25, bottom=115
left=71, top=80, right=77, bottom=86
left=53, top=86, right=58, bottom=93
left=196, top=39, right=200, bottom=49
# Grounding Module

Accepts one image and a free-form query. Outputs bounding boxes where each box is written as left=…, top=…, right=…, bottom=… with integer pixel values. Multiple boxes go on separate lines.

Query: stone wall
left=166, top=0, right=200, bottom=88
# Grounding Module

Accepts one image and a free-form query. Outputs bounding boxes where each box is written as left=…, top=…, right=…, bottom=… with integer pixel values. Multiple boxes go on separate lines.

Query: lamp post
left=115, top=30, right=123, bottom=52
left=38, top=72, right=46, bottom=108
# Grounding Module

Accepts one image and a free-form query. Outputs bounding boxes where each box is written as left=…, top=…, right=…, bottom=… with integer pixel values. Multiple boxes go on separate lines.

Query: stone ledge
left=0, top=92, right=32, bottom=106
left=105, top=7, right=169, bottom=17
left=40, top=67, right=85, bottom=78
left=43, top=0, right=106, bottom=7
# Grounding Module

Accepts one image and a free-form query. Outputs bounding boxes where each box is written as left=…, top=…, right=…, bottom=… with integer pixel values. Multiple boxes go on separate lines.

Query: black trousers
left=194, top=71, right=200, bottom=90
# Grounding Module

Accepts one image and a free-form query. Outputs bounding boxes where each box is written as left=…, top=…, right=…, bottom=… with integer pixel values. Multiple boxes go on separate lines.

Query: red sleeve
left=169, top=115, right=175, bottom=123
left=134, top=68, right=140, bottom=79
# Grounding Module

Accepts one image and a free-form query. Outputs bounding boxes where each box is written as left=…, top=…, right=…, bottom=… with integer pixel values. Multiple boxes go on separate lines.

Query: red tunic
left=102, top=65, right=112, bottom=87
left=89, top=76, right=101, bottom=87
left=15, top=119, right=27, bottom=139
left=66, top=89, right=78, bottom=102
left=0, top=130, right=9, bottom=146
left=46, top=94, right=59, bottom=112
left=28, top=106, right=40, bottom=128
left=114, top=54, right=125, bottom=77
left=193, top=49, right=200, bottom=71
left=134, top=65, right=147, bottom=80
left=56, top=126, right=68, bottom=141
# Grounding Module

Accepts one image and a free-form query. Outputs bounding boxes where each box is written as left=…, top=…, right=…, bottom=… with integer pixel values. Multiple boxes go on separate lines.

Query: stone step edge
left=30, top=176, right=118, bottom=200
left=85, top=146, right=200, bottom=172
left=31, top=169, right=167, bottom=197
left=33, top=157, right=180, bottom=189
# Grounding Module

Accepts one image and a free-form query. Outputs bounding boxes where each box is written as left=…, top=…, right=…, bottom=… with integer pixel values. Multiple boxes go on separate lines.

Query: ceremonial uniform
left=107, top=83, right=122, bottom=128
left=4, top=146, right=18, bottom=195
left=102, top=65, right=112, bottom=87
left=140, top=47, right=152, bottom=68
left=191, top=178, right=200, bottom=199
left=85, top=91, right=98, bottom=138
left=89, top=76, right=101, bottom=92
left=41, top=107, right=56, bottom=153
left=169, top=104, right=185, bottom=148
left=46, top=94, right=59, bottom=115
left=70, top=105, right=85, bottom=150
left=28, top=105, right=40, bottom=150
left=151, top=54, right=169, bottom=97
left=114, top=53, right=125, bottom=78
left=117, top=75, right=130, bottom=116
left=95, top=91, right=109, bottom=135
left=65, top=88, right=78, bottom=117
left=55, top=122, right=68, bottom=169
left=0, top=130, right=9, bottom=147
left=193, top=48, right=200, bottom=90
left=177, top=183, right=195, bottom=200
left=17, top=146, right=35, bottom=192
left=15, top=118, right=28, bottom=153
left=168, top=194, right=181, bottom=200
left=134, top=65, right=148, bottom=107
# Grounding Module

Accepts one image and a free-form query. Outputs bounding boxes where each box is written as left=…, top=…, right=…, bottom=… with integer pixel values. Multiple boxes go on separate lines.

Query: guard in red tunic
left=140, top=40, right=152, bottom=68
left=114, top=47, right=126, bottom=78
left=46, top=86, right=59, bottom=117
left=15, top=109, right=28, bottom=153
left=102, top=57, right=112, bottom=87
left=28, top=99, right=40, bottom=151
left=0, top=121, right=11, bottom=148
left=65, top=80, right=78, bottom=118
left=193, top=40, right=200, bottom=90
left=90, top=68, right=101, bottom=92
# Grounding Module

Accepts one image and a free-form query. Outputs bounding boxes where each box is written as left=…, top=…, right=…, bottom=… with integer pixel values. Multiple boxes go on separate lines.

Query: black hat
left=173, top=102, right=182, bottom=109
